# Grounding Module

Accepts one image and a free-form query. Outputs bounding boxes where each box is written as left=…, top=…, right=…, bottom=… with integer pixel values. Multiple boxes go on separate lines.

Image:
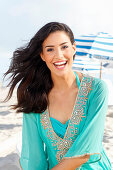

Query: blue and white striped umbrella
left=74, top=32, right=113, bottom=61
left=72, top=34, right=103, bottom=73
left=75, top=34, right=95, bottom=57
left=72, top=32, right=113, bottom=75
left=88, top=32, right=113, bottom=61
left=72, top=57, right=101, bottom=72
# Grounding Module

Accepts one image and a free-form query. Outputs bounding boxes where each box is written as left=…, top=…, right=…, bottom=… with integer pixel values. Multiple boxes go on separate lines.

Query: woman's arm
left=20, top=113, right=48, bottom=170
left=51, top=155, right=90, bottom=170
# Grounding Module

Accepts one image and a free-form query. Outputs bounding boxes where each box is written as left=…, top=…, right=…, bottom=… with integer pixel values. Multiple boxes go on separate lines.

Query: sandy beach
left=0, top=85, right=113, bottom=170
left=0, top=87, right=22, bottom=170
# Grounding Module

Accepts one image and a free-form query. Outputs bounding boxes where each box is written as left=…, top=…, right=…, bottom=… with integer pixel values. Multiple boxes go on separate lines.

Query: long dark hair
left=3, top=22, right=75, bottom=114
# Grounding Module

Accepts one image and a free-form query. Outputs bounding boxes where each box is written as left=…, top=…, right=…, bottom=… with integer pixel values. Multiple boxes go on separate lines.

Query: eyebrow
left=45, top=42, right=68, bottom=48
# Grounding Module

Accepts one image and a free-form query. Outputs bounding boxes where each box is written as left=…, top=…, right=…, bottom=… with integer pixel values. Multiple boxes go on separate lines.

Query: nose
left=54, top=48, right=64, bottom=59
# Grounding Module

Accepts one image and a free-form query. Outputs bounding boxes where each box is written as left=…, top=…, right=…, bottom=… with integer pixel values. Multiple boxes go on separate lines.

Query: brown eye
left=62, top=45, right=68, bottom=49
left=47, top=48, right=53, bottom=52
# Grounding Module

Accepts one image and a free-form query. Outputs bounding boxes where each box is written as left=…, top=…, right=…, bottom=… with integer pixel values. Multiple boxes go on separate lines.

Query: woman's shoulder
left=23, top=112, right=41, bottom=121
left=74, top=72, right=108, bottom=97
left=84, top=73, right=107, bottom=88
left=83, top=74, right=108, bottom=97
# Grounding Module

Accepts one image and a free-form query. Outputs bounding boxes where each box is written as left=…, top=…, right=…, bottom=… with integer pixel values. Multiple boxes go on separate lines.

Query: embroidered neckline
left=47, top=73, right=84, bottom=140
left=40, top=74, right=94, bottom=163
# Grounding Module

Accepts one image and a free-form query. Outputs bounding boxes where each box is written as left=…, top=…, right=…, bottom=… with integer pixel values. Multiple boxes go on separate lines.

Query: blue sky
left=0, top=0, right=113, bottom=82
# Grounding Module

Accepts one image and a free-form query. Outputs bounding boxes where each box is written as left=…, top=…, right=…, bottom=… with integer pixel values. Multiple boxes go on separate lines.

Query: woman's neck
left=51, top=70, right=77, bottom=92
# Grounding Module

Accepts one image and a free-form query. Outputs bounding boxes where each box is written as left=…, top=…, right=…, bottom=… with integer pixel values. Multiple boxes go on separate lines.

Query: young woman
left=3, top=22, right=111, bottom=169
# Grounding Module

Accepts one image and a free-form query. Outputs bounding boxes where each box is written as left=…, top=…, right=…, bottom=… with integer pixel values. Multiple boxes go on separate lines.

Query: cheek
left=44, top=55, right=53, bottom=63
left=65, top=50, right=74, bottom=59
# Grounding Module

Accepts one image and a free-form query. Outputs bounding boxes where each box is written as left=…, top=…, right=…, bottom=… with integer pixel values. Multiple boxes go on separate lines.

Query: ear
left=40, top=52, right=45, bottom=62
left=72, top=42, right=76, bottom=54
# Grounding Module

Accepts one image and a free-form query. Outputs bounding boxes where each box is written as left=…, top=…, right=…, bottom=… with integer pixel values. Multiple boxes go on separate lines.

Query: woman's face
left=40, top=31, right=76, bottom=77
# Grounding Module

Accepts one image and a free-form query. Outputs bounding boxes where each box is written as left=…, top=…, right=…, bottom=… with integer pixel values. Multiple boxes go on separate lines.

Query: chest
left=48, top=88, right=78, bottom=124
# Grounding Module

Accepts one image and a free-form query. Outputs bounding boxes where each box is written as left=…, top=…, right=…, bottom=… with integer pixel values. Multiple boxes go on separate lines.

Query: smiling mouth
left=53, top=61, right=67, bottom=69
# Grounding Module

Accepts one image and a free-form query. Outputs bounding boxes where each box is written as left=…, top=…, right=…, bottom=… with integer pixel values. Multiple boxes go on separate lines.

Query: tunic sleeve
left=63, top=79, right=108, bottom=164
left=20, top=113, right=48, bottom=170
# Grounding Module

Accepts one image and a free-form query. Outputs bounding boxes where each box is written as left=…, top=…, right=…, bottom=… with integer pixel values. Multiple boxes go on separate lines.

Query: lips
left=53, top=61, right=67, bottom=69
left=53, top=61, right=67, bottom=66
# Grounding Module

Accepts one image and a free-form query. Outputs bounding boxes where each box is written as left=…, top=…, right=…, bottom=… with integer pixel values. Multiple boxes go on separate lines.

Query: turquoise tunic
left=20, top=72, right=112, bottom=170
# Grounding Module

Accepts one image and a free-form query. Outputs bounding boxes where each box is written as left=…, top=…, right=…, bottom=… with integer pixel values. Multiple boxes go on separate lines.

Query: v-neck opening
left=49, top=72, right=80, bottom=126
left=46, top=73, right=84, bottom=140
left=50, top=116, right=70, bottom=126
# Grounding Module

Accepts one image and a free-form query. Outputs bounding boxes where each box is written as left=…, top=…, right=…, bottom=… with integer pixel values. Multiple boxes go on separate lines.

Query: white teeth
left=54, top=61, right=67, bottom=66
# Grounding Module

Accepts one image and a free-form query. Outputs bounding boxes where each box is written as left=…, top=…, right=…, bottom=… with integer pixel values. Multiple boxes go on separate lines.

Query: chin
left=51, top=68, right=72, bottom=78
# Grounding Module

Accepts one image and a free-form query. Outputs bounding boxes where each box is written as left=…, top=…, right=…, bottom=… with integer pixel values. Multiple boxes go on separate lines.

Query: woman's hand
left=51, top=155, right=90, bottom=170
